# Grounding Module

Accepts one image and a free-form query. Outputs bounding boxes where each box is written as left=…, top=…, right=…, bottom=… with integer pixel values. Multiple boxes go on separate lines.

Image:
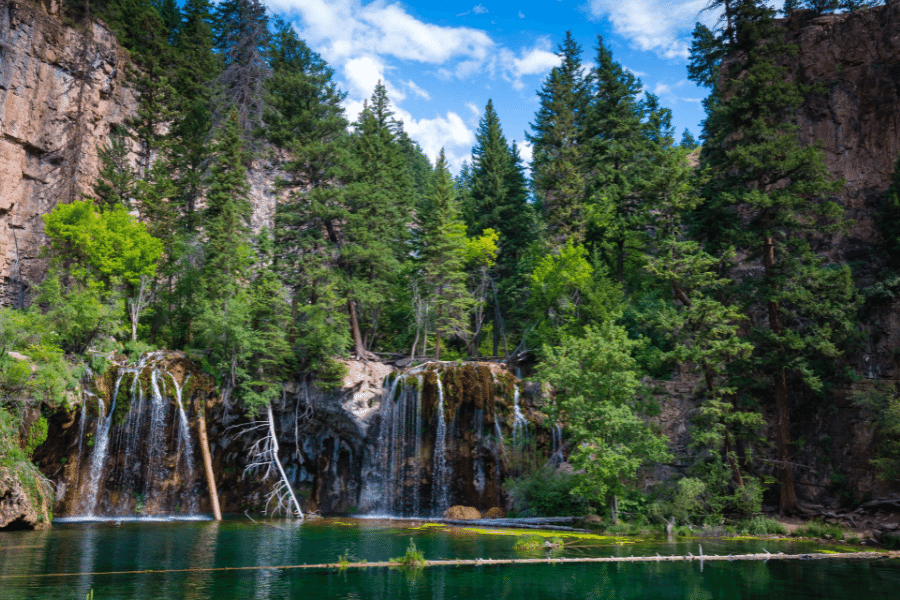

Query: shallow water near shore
left=1, top=518, right=898, bottom=599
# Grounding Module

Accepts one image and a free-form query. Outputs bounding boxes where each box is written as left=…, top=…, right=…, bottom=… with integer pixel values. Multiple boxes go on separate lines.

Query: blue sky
left=267, top=0, right=718, bottom=173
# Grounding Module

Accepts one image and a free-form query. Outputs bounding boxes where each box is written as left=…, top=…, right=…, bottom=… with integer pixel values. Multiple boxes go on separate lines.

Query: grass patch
left=389, top=539, right=425, bottom=568
left=790, top=520, right=845, bottom=540
left=336, top=549, right=366, bottom=570
left=728, top=516, right=788, bottom=536
left=514, top=534, right=564, bottom=550
left=462, top=526, right=639, bottom=544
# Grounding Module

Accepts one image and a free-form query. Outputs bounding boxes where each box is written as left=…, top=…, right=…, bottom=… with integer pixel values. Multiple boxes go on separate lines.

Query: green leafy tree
left=536, top=322, right=670, bottom=518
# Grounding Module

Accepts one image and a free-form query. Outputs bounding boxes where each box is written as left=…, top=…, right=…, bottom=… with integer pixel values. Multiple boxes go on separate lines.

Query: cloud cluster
left=586, top=0, right=708, bottom=60
left=270, top=0, right=561, bottom=172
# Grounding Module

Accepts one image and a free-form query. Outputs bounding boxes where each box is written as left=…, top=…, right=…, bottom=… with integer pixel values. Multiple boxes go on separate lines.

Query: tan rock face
left=0, top=1, right=137, bottom=305
left=443, top=505, right=482, bottom=520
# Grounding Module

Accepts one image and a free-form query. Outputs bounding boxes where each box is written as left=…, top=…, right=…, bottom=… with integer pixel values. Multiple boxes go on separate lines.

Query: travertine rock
left=0, top=466, right=50, bottom=529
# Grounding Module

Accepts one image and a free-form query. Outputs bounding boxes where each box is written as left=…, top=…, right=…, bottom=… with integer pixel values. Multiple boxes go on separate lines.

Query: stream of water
left=1, top=519, right=898, bottom=599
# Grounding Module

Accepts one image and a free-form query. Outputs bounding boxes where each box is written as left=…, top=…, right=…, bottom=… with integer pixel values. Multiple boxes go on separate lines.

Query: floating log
left=5, top=551, right=894, bottom=579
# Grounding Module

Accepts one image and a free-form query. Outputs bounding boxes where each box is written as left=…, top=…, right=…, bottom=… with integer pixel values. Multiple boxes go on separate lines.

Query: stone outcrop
left=0, top=466, right=51, bottom=529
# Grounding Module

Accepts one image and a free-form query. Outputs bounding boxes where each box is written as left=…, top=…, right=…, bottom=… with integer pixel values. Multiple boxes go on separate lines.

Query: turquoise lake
left=1, top=518, right=899, bottom=599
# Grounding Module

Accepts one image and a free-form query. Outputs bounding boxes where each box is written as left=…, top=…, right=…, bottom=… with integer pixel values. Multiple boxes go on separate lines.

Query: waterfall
left=70, top=353, right=202, bottom=518
left=511, top=384, right=527, bottom=446
left=432, top=378, right=451, bottom=515
left=359, top=362, right=531, bottom=517
left=170, top=373, right=198, bottom=512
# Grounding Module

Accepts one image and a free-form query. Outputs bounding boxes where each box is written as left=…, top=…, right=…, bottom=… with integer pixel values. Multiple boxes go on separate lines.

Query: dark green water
left=1, top=518, right=898, bottom=599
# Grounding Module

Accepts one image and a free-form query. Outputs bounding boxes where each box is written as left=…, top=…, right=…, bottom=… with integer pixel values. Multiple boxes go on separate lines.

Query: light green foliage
left=32, top=274, right=123, bottom=355
left=389, top=539, right=425, bottom=568
left=536, top=322, right=670, bottom=507
left=42, top=201, right=163, bottom=288
left=464, top=229, right=499, bottom=268
left=791, top=519, right=845, bottom=540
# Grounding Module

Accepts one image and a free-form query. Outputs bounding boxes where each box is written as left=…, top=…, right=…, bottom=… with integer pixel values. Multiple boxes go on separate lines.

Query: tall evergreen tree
left=420, top=150, right=473, bottom=359
left=213, top=0, right=271, bottom=143
left=340, top=83, right=416, bottom=357
left=265, top=21, right=350, bottom=368
left=691, top=0, right=860, bottom=513
left=582, top=36, right=669, bottom=284
left=528, top=31, right=589, bottom=247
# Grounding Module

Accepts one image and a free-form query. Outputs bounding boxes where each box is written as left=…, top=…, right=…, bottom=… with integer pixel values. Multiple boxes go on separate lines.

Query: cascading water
left=511, top=384, right=527, bottom=446
left=360, top=362, right=522, bottom=518
left=69, top=353, right=203, bottom=518
left=432, top=378, right=451, bottom=515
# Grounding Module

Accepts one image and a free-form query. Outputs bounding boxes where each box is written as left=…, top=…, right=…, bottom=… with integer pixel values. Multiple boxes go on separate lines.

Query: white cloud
left=473, top=4, right=489, bottom=14
left=273, top=0, right=495, bottom=66
left=404, top=79, right=431, bottom=100
left=518, top=11, right=525, bottom=19
left=499, top=40, right=562, bottom=90
left=585, top=0, right=708, bottom=60
left=393, top=106, right=476, bottom=173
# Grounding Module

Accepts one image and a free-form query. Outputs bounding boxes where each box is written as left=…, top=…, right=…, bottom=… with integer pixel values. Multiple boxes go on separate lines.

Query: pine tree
left=340, top=83, right=416, bottom=357
left=170, top=0, right=221, bottom=224
left=528, top=31, right=589, bottom=247
left=203, top=109, right=253, bottom=301
left=94, top=126, right=135, bottom=209
left=420, top=150, right=473, bottom=359
left=265, top=21, right=350, bottom=367
left=583, top=36, right=667, bottom=284
left=691, top=0, right=860, bottom=513
left=213, top=0, right=271, bottom=144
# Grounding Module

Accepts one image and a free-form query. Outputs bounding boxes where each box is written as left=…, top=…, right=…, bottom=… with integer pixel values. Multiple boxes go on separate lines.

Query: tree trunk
left=763, top=235, right=796, bottom=514
left=267, top=402, right=304, bottom=519
left=435, top=305, right=442, bottom=361
left=617, top=238, right=625, bottom=284
left=610, top=494, right=619, bottom=524
left=347, top=300, right=374, bottom=360
left=196, top=396, right=222, bottom=521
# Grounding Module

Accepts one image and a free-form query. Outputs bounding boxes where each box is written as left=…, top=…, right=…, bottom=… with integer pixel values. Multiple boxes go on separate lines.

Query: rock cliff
left=0, top=0, right=135, bottom=306
left=0, top=1, right=278, bottom=306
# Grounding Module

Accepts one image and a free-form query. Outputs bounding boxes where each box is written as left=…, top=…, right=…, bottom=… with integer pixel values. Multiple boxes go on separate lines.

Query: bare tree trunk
left=267, top=403, right=303, bottom=518
left=196, top=396, right=222, bottom=521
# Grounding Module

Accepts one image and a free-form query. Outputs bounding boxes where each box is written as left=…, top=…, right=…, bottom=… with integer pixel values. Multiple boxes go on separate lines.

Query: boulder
left=444, top=505, right=481, bottom=520
left=482, top=507, right=506, bottom=519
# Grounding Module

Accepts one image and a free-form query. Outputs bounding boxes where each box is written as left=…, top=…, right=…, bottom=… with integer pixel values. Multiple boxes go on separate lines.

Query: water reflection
left=0, top=520, right=899, bottom=599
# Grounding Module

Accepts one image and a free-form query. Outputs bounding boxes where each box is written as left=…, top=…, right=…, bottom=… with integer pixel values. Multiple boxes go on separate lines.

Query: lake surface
left=1, top=518, right=899, bottom=599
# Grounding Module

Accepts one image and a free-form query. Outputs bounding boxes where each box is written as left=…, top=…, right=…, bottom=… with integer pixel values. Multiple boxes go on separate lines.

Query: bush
left=389, top=539, right=425, bottom=567
left=505, top=466, right=588, bottom=517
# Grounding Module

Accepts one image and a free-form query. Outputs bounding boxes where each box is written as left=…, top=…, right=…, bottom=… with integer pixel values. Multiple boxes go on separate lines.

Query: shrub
left=731, top=516, right=787, bottom=536
left=389, top=539, right=425, bottom=567
left=505, top=466, right=588, bottom=517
